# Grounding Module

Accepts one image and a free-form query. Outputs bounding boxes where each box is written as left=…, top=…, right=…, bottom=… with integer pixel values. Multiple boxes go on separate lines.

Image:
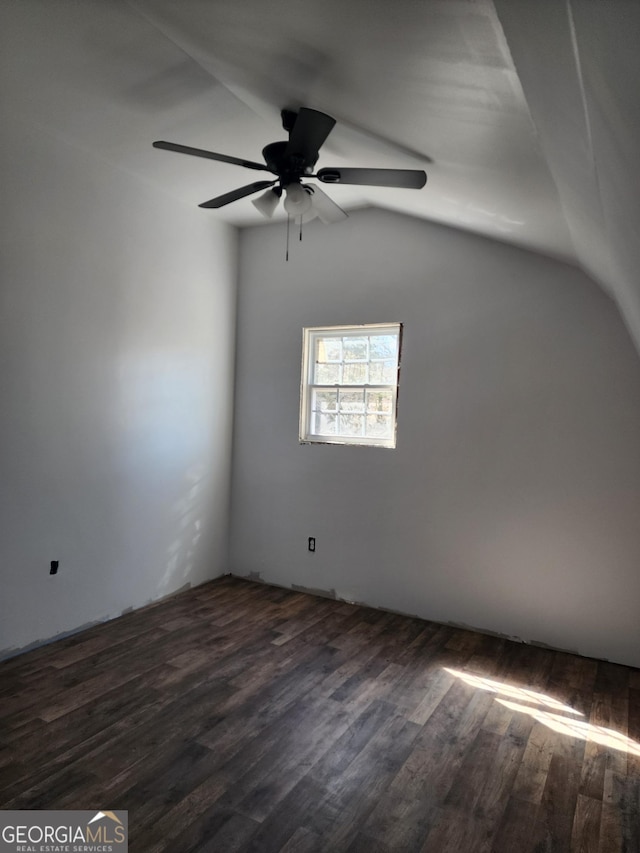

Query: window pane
left=314, top=411, right=337, bottom=435
left=316, top=337, right=342, bottom=362
left=339, top=390, right=365, bottom=412
left=381, top=360, right=398, bottom=383
left=342, top=362, right=367, bottom=384
left=302, top=323, right=401, bottom=448
left=370, top=335, right=397, bottom=359
left=366, top=389, right=393, bottom=413
left=343, top=336, right=368, bottom=361
left=369, top=359, right=397, bottom=384
left=315, top=362, right=341, bottom=384
left=313, top=389, right=337, bottom=412
left=366, top=413, right=392, bottom=438
left=338, top=413, right=364, bottom=436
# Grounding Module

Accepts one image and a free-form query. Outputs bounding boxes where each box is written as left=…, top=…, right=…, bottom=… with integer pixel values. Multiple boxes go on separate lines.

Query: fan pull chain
left=286, top=213, right=290, bottom=261
left=299, top=217, right=303, bottom=242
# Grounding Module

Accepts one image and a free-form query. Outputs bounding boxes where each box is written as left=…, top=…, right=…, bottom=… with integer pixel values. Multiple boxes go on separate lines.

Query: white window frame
left=299, top=323, right=402, bottom=448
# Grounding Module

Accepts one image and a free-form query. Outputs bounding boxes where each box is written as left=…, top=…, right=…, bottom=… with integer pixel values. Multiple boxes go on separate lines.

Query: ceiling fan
left=153, top=107, right=427, bottom=224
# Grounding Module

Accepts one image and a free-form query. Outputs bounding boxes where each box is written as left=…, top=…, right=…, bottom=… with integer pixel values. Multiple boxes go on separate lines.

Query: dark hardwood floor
left=1, top=576, right=639, bottom=852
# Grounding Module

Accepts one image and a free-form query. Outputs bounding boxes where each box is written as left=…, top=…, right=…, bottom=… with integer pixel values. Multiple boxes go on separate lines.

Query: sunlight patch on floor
left=444, top=667, right=640, bottom=757
left=495, top=697, right=640, bottom=757
left=444, top=667, right=583, bottom=715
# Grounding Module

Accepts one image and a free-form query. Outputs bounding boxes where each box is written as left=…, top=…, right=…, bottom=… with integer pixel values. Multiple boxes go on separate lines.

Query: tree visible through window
left=299, top=323, right=402, bottom=448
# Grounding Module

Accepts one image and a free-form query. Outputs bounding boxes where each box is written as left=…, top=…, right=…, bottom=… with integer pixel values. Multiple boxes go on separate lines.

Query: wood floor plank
left=571, top=793, right=602, bottom=853
left=532, top=745, right=587, bottom=851
left=311, top=713, right=422, bottom=850
left=600, top=770, right=640, bottom=853
left=362, top=684, right=495, bottom=850
left=229, top=696, right=362, bottom=822
left=1, top=576, right=639, bottom=852
left=277, top=826, right=322, bottom=853
left=419, top=805, right=491, bottom=853
left=169, top=808, right=259, bottom=853
left=0, top=664, right=167, bottom=797
left=510, top=720, right=558, bottom=806
left=346, top=832, right=394, bottom=853
left=240, top=777, right=327, bottom=853
left=598, top=800, right=625, bottom=853
left=579, top=692, right=610, bottom=801
left=491, top=796, right=544, bottom=853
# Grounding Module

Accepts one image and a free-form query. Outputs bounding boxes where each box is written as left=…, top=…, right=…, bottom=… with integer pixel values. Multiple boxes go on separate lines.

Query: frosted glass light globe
left=283, top=183, right=312, bottom=215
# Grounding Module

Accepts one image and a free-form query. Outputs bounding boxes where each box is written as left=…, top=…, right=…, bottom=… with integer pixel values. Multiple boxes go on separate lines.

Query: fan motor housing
left=262, top=141, right=317, bottom=184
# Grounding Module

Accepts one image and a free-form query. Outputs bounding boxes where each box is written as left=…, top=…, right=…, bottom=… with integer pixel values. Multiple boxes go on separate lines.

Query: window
left=299, top=323, right=402, bottom=448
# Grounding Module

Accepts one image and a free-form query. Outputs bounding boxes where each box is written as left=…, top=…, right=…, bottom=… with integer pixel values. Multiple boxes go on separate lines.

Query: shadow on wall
left=159, top=465, right=205, bottom=594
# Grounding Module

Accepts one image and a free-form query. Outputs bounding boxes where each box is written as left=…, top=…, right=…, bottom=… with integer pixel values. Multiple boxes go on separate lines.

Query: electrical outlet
left=308, top=537, right=316, bottom=553
left=50, top=560, right=59, bottom=575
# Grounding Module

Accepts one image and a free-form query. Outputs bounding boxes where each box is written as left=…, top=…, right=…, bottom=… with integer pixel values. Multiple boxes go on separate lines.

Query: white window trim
left=299, top=323, right=402, bottom=448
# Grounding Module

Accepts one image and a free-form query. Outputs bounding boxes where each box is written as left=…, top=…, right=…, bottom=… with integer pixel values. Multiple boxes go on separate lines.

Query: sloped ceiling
left=3, top=0, right=640, bottom=351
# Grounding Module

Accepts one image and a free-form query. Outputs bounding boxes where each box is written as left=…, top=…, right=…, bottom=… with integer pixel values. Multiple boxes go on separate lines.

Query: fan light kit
left=283, top=182, right=312, bottom=215
left=154, top=107, right=427, bottom=258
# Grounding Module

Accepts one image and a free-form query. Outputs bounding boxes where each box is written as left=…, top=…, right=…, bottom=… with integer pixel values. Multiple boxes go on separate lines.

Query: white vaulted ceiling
left=3, top=0, right=640, bottom=349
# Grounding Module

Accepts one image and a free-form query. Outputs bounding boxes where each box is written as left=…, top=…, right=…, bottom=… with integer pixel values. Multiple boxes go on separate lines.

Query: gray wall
left=231, top=208, right=640, bottom=668
left=0, top=120, right=237, bottom=656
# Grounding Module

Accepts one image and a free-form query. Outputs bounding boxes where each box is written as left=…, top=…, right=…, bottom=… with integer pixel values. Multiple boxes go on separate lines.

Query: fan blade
left=153, top=141, right=271, bottom=172
left=284, top=108, right=336, bottom=166
left=317, top=167, right=427, bottom=189
left=199, top=181, right=276, bottom=209
left=305, top=185, right=348, bottom=224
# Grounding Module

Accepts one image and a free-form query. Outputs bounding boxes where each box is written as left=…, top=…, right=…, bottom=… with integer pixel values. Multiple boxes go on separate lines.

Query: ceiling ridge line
left=489, top=0, right=581, bottom=270
left=566, top=0, right=613, bottom=281
left=123, top=0, right=241, bottom=110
